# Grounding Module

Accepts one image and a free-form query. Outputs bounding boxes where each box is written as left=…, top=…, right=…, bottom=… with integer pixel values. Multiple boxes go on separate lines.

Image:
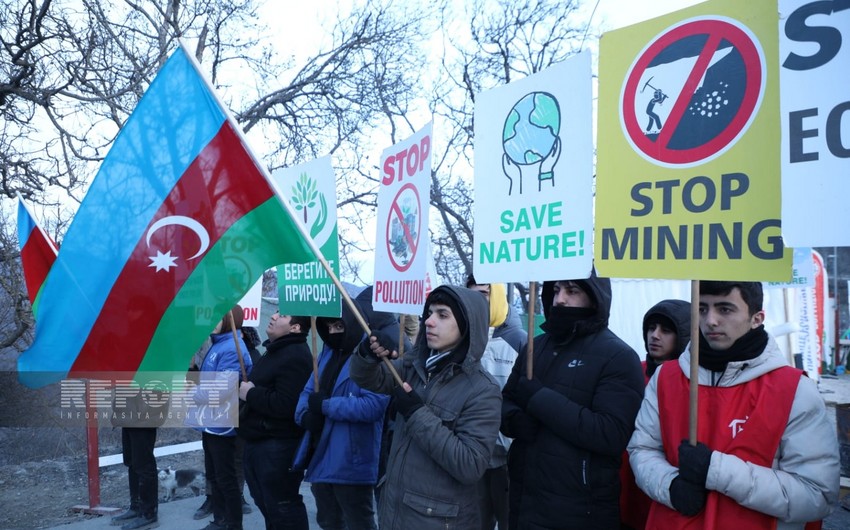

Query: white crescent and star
left=145, top=215, right=211, bottom=273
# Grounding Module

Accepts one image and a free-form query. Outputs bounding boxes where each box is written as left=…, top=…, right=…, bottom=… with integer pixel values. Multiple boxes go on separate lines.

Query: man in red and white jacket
left=628, top=281, right=838, bottom=530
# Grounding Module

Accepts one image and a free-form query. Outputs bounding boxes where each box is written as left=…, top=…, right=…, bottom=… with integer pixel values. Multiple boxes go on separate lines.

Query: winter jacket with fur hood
left=501, top=270, right=644, bottom=530
left=628, top=338, right=839, bottom=529
left=350, top=285, right=502, bottom=530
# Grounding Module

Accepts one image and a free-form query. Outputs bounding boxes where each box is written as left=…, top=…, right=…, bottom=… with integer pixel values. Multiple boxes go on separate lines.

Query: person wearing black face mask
left=293, top=299, right=389, bottom=530
left=500, top=267, right=645, bottom=530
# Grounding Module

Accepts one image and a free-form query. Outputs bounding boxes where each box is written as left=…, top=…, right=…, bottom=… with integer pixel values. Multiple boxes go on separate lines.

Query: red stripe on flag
left=69, top=123, right=273, bottom=373
left=21, top=228, right=57, bottom=306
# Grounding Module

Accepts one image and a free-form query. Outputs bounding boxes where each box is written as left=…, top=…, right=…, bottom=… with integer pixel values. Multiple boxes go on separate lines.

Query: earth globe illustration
left=503, top=91, right=561, bottom=166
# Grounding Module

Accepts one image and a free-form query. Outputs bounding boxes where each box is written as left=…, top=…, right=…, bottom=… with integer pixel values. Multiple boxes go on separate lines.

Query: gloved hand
left=392, top=384, right=425, bottom=420
left=505, top=410, right=540, bottom=443
left=358, top=329, right=398, bottom=360
left=308, top=392, right=326, bottom=416
left=514, top=377, right=544, bottom=410
left=300, top=411, right=325, bottom=437
left=678, top=440, right=712, bottom=487
left=669, top=476, right=707, bottom=517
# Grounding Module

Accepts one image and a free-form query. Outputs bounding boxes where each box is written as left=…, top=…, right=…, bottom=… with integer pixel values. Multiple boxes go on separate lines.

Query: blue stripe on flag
left=17, top=200, right=36, bottom=250
left=18, top=47, right=226, bottom=383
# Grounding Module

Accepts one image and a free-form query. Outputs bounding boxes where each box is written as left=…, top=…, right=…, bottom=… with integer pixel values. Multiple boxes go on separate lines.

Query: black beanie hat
left=426, top=289, right=468, bottom=337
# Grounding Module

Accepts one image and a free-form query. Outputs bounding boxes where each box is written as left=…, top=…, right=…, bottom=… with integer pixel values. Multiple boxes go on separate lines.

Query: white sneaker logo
left=568, top=359, right=584, bottom=368
left=728, top=416, right=748, bottom=438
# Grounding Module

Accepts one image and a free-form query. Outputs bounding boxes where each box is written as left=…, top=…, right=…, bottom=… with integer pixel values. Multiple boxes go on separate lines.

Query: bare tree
left=0, top=0, right=596, bottom=349
left=0, top=206, right=32, bottom=352
left=425, top=0, right=591, bottom=311
left=0, top=0, right=433, bottom=345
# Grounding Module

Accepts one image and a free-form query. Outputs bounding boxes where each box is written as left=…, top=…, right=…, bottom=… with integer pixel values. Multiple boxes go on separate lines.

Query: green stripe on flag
left=137, top=198, right=316, bottom=373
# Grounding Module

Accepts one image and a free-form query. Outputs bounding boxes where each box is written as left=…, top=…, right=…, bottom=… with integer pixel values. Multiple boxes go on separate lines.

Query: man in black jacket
left=501, top=269, right=644, bottom=529
left=238, top=312, right=313, bottom=530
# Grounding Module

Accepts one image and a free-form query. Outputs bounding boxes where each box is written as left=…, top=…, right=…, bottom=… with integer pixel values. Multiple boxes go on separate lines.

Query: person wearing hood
left=350, top=285, right=502, bottom=529
left=467, top=274, right=525, bottom=353
left=238, top=312, right=313, bottom=530
left=628, top=281, right=839, bottom=529
left=620, top=299, right=690, bottom=530
left=501, top=270, right=645, bottom=529
left=642, top=299, right=691, bottom=382
left=293, top=296, right=390, bottom=530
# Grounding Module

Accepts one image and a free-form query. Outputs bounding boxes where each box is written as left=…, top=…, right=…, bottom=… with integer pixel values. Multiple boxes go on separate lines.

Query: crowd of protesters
left=111, top=274, right=839, bottom=530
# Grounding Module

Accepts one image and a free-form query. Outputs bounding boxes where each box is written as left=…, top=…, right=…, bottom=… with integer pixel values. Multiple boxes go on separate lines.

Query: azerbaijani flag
left=17, top=194, right=59, bottom=311
left=17, top=46, right=319, bottom=388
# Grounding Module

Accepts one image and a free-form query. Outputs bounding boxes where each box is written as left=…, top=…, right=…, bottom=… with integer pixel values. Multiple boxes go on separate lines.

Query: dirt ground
left=0, top=445, right=207, bottom=530
left=3, top=372, right=850, bottom=528
left=3, top=450, right=850, bottom=529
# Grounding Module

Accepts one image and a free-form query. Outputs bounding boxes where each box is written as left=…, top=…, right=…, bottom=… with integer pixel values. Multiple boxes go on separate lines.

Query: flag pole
left=178, top=41, right=403, bottom=388
left=689, top=280, right=700, bottom=445
left=526, top=282, right=538, bottom=378
left=228, top=310, right=248, bottom=383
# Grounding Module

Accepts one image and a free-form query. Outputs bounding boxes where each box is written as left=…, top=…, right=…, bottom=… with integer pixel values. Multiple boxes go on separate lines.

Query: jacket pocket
left=428, top=403, right=459, bottom=431
left=402, top=490, right=459, bottom=518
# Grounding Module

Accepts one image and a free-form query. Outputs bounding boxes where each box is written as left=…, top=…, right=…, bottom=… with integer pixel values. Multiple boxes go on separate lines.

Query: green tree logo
left=290, top=171, right=328, bottom=240
left=291, top=172, right=318, bottom=224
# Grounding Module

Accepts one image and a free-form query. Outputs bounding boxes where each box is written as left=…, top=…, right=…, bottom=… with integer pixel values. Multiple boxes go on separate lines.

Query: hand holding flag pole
left=336, top=278, right=405, bottom=387
left=177, top=41, right=404, bottom=389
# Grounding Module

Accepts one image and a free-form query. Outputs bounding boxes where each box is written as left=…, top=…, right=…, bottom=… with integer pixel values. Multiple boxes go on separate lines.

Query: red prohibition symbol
left=620, top=17, right=766, bottom=167
left=385, top=183, right=421, bottom=272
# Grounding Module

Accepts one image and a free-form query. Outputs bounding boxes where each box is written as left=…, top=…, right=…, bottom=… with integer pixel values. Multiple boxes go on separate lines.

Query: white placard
left=373, top=123, right=432, bottom=314
left=780, top=0, right=850, bottom=246
left=473, top=51, right=594, bottom=283
left=238, top=277, right=263, bottom=327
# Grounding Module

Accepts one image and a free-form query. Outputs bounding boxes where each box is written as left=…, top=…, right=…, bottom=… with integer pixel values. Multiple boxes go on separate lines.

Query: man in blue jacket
left=294, top=299, right=389, bottom=530
left=190, top=306, right=253, bottom=530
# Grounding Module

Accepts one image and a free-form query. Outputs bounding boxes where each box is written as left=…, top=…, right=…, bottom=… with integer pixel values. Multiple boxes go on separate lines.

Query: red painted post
left=71, top=379, right=120, bottom=515
left=85, top=379, right=101, bottom=508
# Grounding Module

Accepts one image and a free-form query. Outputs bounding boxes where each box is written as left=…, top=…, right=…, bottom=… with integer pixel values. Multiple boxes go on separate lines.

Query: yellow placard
left=595, top=0, right=792, bottom=281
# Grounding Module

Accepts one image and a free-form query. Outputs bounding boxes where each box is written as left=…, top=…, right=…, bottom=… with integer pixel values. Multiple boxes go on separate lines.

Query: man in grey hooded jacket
left=350, top=285, right=502, bottom=529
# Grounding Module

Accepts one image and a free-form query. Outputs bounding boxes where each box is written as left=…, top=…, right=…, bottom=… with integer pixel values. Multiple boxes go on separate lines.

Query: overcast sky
left=259, top=0, right=709, bottom=284
left=595, top=0, right=704, bottom=31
